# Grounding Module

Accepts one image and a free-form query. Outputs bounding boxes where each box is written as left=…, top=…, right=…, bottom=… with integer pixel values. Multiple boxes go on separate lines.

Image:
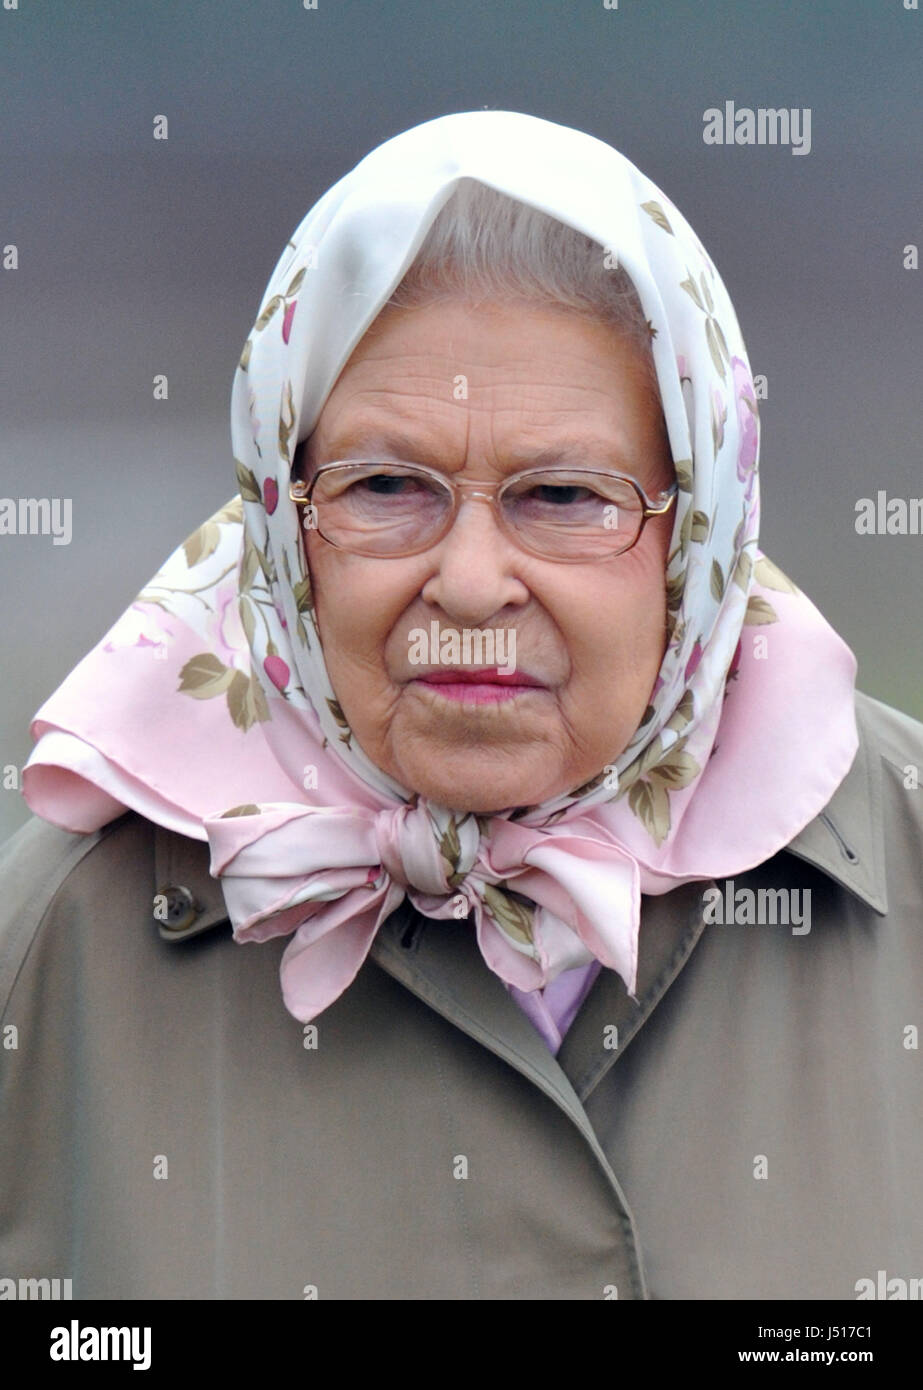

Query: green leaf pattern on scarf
left=482, top=883, right=535, bottom=947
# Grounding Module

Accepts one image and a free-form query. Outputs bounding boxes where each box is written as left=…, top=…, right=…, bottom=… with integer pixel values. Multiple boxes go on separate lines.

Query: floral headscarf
left=23, top=112, right=858, bottom=1022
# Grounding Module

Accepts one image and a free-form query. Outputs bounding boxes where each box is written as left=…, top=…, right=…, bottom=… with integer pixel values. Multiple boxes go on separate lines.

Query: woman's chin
left=387, top=756, right=563, bottom=815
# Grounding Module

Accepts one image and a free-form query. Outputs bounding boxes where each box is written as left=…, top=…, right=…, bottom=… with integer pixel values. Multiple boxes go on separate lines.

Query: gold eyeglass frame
left=288, top=459, right=678, bottom=564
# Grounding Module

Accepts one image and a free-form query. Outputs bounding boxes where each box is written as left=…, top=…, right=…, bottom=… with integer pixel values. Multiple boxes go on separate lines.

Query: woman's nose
left=419, top=494, right=531, bottom=624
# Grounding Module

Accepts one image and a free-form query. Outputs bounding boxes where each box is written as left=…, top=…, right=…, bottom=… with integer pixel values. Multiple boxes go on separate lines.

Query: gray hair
left=385, top=178, right=659, bottom=394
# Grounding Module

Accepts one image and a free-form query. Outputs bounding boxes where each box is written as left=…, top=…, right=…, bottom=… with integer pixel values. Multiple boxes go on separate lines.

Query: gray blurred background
left=1, top=0, right=920, bottom=845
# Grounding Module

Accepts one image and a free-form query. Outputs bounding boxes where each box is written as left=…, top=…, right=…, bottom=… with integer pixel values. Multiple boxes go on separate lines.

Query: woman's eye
left=518, top=483, right=605, bottom=509
left=362, top=474, right=415, bottom=495
left=530, top=484, right=597, bottom=505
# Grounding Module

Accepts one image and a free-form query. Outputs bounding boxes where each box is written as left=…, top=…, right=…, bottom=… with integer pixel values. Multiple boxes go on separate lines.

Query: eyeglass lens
left=310, top=464, right=647, bottom=559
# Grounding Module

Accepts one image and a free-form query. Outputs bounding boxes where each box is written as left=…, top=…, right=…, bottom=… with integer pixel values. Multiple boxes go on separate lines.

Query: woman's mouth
left=411, top=668, right=547, bottom=705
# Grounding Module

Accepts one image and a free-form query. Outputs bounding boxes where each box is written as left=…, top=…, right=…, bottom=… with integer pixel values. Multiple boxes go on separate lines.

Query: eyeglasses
left=288, top=460, right=677, bottom=563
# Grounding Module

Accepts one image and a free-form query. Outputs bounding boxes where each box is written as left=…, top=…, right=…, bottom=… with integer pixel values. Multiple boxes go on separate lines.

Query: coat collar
left=781, top=691, right=887, bottom=916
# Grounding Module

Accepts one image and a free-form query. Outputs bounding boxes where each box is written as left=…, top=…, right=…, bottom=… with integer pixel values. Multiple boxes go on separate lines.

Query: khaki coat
left=1, top=689, right=921, bottom=1300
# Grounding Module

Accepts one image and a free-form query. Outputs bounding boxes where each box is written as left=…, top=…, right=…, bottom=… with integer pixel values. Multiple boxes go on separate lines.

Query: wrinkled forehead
left=292, top=299, right=674, bottom=493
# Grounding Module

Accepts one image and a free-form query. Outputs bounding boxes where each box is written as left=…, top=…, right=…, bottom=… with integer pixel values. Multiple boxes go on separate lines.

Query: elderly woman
left=1, top=111, right=921, bottom=1302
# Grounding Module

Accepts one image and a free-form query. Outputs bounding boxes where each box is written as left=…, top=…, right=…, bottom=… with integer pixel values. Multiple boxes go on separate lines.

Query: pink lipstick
left=412, top=668, right=546, bottom=705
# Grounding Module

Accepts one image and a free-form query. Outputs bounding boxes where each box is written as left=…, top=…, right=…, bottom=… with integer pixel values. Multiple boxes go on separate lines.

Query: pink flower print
left=282, top=299, right=298, bottom=345
left=676, top=353, right=690, bottom=381
left=732, top=356, right=759, bottom=491
left=205, top=581, right=250, bottom=673
left=684, top=639, right=703, bottom=684
left=264, top=654, right=290, bottom=691
left=263, top=477, right=279, bottom=515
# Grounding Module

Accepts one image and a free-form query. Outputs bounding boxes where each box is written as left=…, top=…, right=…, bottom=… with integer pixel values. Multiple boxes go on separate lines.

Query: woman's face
left=301, top=299, right=675, bottom=813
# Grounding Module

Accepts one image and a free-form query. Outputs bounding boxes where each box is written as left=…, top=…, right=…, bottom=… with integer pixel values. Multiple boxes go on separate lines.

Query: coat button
left=155, top=884, right=201, bottom=934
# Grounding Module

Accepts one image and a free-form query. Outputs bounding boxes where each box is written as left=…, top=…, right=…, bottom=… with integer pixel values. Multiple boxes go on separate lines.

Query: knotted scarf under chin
left=204, top=797, right=641, bottom=1023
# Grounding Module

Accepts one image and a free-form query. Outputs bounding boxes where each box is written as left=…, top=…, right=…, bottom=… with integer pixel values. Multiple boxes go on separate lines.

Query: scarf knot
left=201, top=800, right=647, bottom=1021
left=373, top=801, right=479, bottom=895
